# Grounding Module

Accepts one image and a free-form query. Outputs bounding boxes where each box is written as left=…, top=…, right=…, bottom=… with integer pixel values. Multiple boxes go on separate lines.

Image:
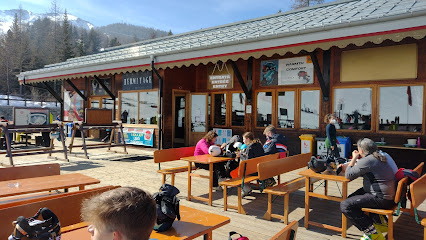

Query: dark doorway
left=174, top=96, right=186, bottom=147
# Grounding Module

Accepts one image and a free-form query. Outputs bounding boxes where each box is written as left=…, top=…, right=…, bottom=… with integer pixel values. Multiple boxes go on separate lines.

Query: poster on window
left=261, top=56, right=314, bottom=86
left=213, top=128, right=232, bottom=145
left=260, top=60, right=279, bottom=86
left=122, top=128, right=154, bottom=147
left=64, top=90, right=84, bottom=121
left=91, top=78, right=111, bottom=95
left=278, top=56, right=313, bottom=85
left=207, top=62, right=234, bottom=89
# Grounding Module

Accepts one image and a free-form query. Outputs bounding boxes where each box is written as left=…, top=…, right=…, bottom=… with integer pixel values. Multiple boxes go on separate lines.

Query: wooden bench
left=220, top=153, right=280, bottom=214
left=154, top=146, right=196, bottom=185
left=270, top=220, right=298, bottom=240
left=0, top=185, right=119, bottom=240
left=0, top=163, right=60, bottom=181
left=257, top=153, right=312, bottom=224
left=409, top=172, right=426, bottom=239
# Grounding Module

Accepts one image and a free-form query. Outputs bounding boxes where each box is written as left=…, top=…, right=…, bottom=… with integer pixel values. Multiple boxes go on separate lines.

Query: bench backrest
left=269, top=220, right=298, bottom=240
left=395, top=177, right=408, bottom=204
left=410, top=173, right=426, bottom=208
left=238, top=153, right=280, bottom=177
left=413, top=162, right=424, bottom=176
left=154, top=146, right=196, bottom=163
left=257, top=153, right=311, bottom=181
left=0, top=163, right=60, bottom=181
left=0, top=185, right=119, bottom=240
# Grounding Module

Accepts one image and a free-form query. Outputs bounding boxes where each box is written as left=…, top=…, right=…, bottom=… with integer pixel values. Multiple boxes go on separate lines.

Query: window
left=257, top=91, right=272, bottom=127
left=277, top=91, right=295, bottom=128
left=301, top=90, right=320, bottom=129
left=232, top=93, right=245, bottom=126
left=191, top=94, right=207, bottom=132
left=121, top=92, right=138, bottom=124
left=334, top=88, right=372, bottom=130
left=139, top=91, right=158, bottom=124
left=102, top=98, right=114, bottom=110
left=213, top=93, right=226, bottom=125
left=379, top=86, right=423, bottom=132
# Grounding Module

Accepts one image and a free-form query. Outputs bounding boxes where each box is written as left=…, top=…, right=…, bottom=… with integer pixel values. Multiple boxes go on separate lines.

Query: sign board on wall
left=213, top=128, right=232, bottom=145
left=122, top=128, right=154, bottom=147
left=207, top=62, right=234, bottom=90
left=123, top=71, right=153, bottom=90
left=14, top=107, right=50, bottom=126
left=261, top=56, right=314, bottom=86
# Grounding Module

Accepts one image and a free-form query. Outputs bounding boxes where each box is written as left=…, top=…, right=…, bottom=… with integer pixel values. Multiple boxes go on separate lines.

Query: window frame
left=331, top=83, right=426, bottom=135
left=376, top=83, right=425, bottom=135
left=211, top=91, right=229, bottom=128
left=230, top=91, right=246, bottom=128
left=118, top=89, right=159, bottom=127
left=331, top=85, right=376, bottom=132
left=298, top=87, right=322, bottom=131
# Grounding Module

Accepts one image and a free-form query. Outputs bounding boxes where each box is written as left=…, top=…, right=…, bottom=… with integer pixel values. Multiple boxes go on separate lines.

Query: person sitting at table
left=263, top=125, right=287, bottom=157
left=339, top=138, right=395, bottom=240
left=81, top=187, right=156, bottom=240
left=235, top=132, right=264, bottom=197
left=194, top=130, right=228, bottom=191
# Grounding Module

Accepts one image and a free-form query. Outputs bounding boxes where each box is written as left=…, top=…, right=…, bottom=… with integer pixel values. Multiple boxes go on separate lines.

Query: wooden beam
left=229, top=60, right=251, bottom=102
left=41, top=82, right=63, bottom=104
left=309, top=50, right=329, bottom=101
left=65, top=79, right=87, bottom=101
left=93, top=75, right=115, bottom=99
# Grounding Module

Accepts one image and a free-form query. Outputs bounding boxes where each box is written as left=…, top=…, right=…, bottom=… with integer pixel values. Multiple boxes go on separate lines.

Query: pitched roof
left=19, top=0, right=426, bottom=83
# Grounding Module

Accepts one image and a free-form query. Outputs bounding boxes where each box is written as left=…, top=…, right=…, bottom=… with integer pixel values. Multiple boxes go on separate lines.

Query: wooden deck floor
left=1, top=142, right=425, bottom=240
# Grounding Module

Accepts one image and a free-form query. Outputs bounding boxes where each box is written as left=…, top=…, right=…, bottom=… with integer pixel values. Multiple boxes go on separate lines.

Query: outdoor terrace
left=1, top=138, right=424, bottom=239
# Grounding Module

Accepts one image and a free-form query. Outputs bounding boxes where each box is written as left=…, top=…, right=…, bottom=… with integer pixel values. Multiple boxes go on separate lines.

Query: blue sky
left=1, top=0, right=333, bottom=33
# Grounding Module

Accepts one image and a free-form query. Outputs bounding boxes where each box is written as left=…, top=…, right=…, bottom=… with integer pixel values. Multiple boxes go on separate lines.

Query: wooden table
left=181, top=154, right=233, bottom=206
left=61, top=205, right=230, bottom=240
left=299, top=168, right=352, bottom=238
left=0, top=173, right=100, bottom=198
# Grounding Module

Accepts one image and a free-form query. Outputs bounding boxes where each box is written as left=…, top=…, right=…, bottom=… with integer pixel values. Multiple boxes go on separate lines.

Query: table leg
left=209, top=163, right=213, bottom=206
left=305, top=176, right=310, bottom=229
left=203, top=231, right=212, bottom=240
left=187, top=162, right=192, bottom=201
left=342, top=182, right=348, bottom=238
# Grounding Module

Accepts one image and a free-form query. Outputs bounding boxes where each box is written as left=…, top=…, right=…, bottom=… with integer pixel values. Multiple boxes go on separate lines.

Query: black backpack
left=9, top=207, right=61, bottom=240
left=153, top=184, right=181, bottom=232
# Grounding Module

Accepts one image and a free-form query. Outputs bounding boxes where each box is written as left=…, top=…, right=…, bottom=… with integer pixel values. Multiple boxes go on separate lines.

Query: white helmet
left=233, top=142, right=243, bottom=150
left=208, top=145, right=222, bottom=157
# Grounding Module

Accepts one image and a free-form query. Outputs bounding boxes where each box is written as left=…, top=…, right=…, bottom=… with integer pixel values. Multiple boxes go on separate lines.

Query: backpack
left=395, top=168, right=420, bottom=208
left=9, top=207, right=61, bottom=240
left=308, top=156, right=328, bottom=173
left=153, top=184, right=181, bottom=232
left=229, top=231, right=249, bottom=240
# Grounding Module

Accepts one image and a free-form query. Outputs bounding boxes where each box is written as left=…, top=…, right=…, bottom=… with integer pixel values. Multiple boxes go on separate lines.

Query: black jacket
left=240, top=142, right=264, bottom=161
left=263, top=133, right=287, bottom=155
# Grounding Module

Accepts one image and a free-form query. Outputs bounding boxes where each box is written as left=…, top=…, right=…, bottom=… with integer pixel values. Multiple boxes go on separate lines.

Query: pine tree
left=87, top=28, right=101, bottom=54
left=168, top=30, right=173, bottom=36
left=109, top=37, right=120, bottom=47
left=50, top=0, right=62, bottom=63
left=291, top=0, right=325, bottom=9
left=61, top=10, right=75, bottom=61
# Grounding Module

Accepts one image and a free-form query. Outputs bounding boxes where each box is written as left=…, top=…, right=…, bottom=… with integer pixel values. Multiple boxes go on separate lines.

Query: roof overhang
left=19, top=14, right=426, bottom=84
